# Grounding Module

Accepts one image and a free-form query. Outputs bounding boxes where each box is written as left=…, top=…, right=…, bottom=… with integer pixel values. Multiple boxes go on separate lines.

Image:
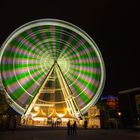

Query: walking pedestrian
left=84, top=119, right=88, bottom=129
left=12, top=116, right=17, bottom=132
left=73, top=120, right=77, bottom=135
left=67, top=120, right=71, bottom=135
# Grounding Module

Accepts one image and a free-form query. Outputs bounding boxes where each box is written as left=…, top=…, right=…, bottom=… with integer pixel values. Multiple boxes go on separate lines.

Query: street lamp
left=118, top=112, right=122, bottom=117
left=117, top=112, right=122, bottom=128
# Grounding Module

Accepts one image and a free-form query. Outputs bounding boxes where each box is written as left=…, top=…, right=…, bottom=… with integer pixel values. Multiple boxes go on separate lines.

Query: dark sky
left=0, top=0, right=138, bottom=96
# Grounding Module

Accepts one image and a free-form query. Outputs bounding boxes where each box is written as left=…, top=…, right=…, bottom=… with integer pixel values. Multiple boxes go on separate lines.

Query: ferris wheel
left=0, top=19, right=105, bottom=118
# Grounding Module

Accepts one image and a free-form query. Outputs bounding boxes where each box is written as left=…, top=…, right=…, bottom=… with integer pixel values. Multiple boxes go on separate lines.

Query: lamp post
left=117, top=112, right=122, bottom=128
left=118, top=112, right=122, bottom=117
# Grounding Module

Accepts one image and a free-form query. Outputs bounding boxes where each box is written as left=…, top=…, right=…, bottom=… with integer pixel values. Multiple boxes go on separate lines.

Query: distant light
left=118, top=112, right=122, bottom=116
left=101, top=95, right=118, bottom=100
left=34, top=106, right=40, bottom=111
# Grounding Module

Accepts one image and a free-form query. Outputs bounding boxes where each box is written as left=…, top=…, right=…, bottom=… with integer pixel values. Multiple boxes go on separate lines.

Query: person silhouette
left=12, top=116, right=17, bottom=132
left=73, top=120, right=77, bottom=135
left=84, top=119, right=88, bottom=129
left=67, top=120, right=71, bottom=135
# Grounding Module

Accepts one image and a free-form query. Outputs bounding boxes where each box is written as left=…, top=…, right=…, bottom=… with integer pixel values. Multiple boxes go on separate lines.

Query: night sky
left=0, top=0, right=138, bottom=96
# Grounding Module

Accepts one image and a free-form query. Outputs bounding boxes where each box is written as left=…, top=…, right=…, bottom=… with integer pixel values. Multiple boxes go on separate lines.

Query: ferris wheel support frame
left=55, top=62, right=82, bottom=118
left=23, top=63, right=55, bottom=118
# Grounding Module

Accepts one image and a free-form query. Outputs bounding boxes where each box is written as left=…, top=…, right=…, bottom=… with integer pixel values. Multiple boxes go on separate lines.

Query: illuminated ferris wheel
left=0, top=19, right=105, bottom=119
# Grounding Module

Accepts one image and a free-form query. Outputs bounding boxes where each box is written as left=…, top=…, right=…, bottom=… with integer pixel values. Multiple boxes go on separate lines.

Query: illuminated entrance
left=0, top=19, right=105, bottom=126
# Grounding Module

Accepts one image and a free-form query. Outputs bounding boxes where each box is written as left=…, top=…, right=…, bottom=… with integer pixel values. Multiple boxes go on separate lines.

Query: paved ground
left=0, top=127, right=140, bottom=140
